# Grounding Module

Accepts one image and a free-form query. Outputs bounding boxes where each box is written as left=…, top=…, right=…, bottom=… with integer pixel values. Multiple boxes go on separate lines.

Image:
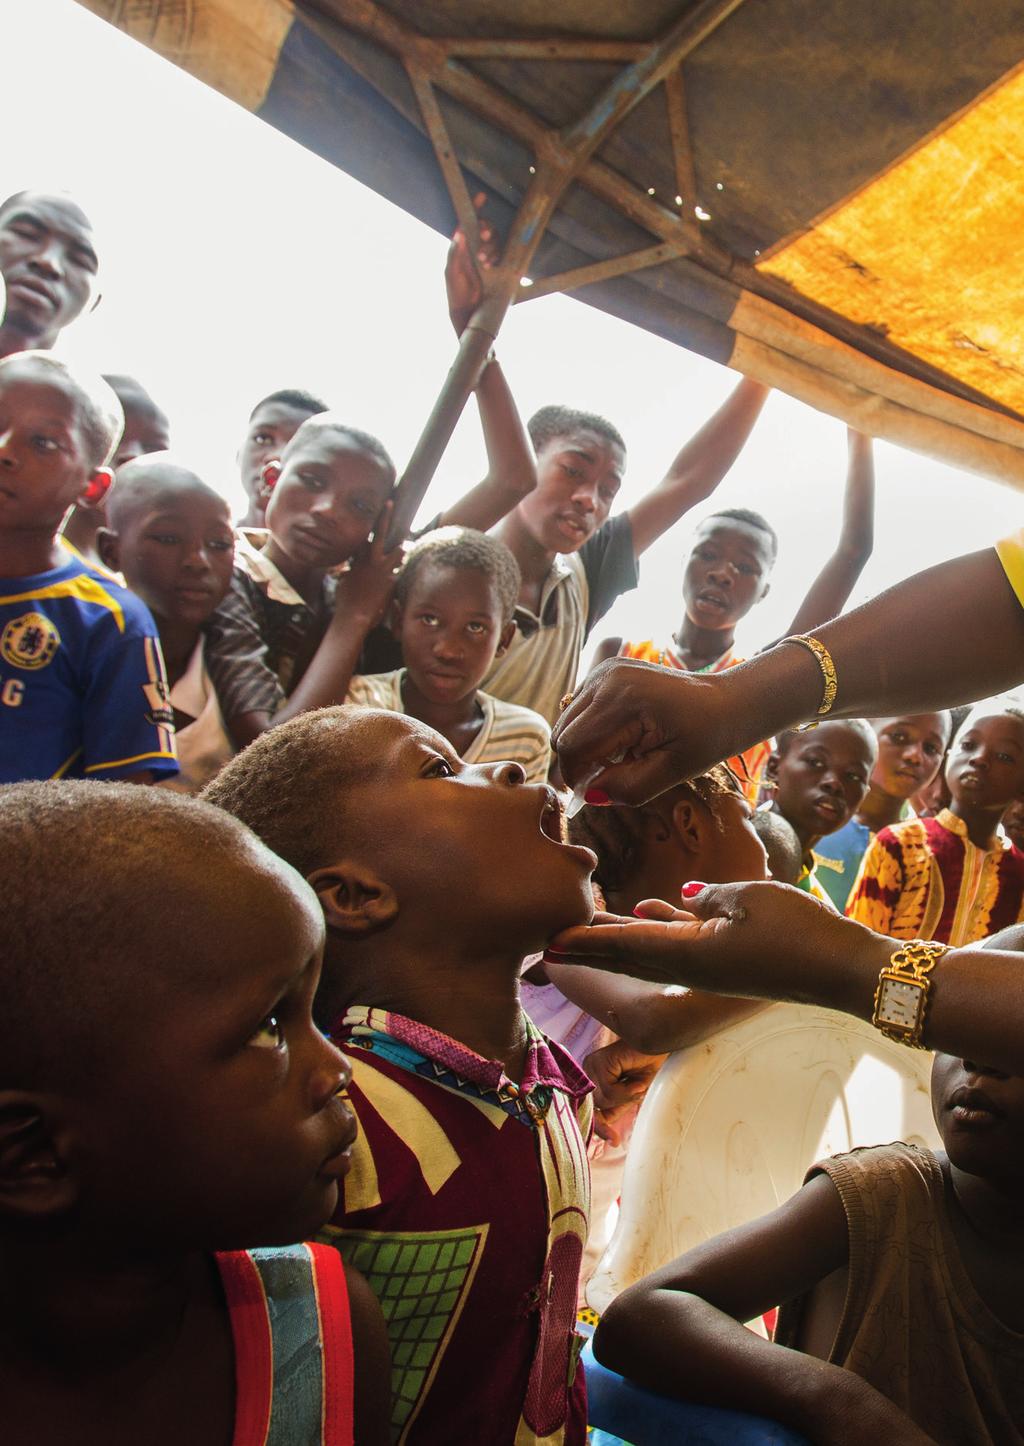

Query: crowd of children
left=3, top=185, right=1024, bottom=1445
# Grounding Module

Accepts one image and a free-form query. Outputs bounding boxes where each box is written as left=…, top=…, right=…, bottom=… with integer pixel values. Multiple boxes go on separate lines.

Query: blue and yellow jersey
left=0, top=555, right=178, bottom=783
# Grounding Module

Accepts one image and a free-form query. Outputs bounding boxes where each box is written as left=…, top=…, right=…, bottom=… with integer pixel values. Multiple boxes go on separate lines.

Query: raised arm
left=553, top=543, right=1024, bottom=804
left=546, top=885, right=1024, bottom=1076
left=785, top=429, right=875, bottom=635
left=626, top=376, right=769, bottom=557
left=594, top=1174, right=932, bottom=1446
left=432, top=213, right=536, bottom=533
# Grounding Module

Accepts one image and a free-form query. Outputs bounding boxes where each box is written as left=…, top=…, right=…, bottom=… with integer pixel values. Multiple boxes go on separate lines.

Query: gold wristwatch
left=872, top=940, right=948, bottom=1048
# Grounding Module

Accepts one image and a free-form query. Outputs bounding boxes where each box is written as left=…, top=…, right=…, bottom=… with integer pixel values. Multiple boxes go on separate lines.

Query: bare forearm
left=787, top=433, right=875, bottom=634
left=719, top=548, right=1024, bottom=752
left=227, top=613, right=373, bottom=745
left=597, top=1290, right=855, bottom=1440
left=435, top=358, right=536, bottom=532
left=628, top=377, right=769, bottom=554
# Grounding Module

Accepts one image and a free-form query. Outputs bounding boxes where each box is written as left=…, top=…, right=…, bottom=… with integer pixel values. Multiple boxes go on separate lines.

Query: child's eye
left=248, top=1013, right=286, bottom=1051
left=425, top=757, right=454, bottom=779
left=350, top=498, right=376, bottom=516
left=418, top=613, right=439, bottom=628
left=32, top=435, right=59, bottom=454
left=300, top=473, right=325, bottom=490
left=208, top=537, right=234, bottom=552
left=561, top=464, right=582, bottom=479
left=466, top=621, right=487, bottom=635
left=997, top=752, right=1015, bottom=765
left=149, top=532, right=181, bottom=545
left=253, top=431, right=274, bottom=446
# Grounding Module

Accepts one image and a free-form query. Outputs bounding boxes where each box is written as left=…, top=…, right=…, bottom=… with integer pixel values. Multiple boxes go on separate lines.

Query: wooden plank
left=436, top=37, right=648, bottom=61
left=664, top=66, right=697, bottom=207
left=514, top=241, right=686, bottom=301
left=404, top=63, right=481, bottom=247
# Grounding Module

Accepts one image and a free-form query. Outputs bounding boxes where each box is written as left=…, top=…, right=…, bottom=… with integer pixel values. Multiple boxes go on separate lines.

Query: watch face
left=879, top=977, right=923, bottom=1029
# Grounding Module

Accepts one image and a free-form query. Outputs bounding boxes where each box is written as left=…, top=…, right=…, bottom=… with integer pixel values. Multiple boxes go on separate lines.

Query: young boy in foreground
left=594, top=927, right=1024, bottom=1446
left=99, top=455, right=236, bottom=792
left=0, top=351, right=177, bottom=783
left=0, top=781, right=389, bottom=1445
left=204, top=707, right=597, bottom=1445
left=346, top=528, right=551, bottom=781
left=848, top=700, right=1024, bottom=944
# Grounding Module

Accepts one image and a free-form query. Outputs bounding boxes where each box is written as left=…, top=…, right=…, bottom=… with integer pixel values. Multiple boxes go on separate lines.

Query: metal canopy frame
left=307, top=0, right=746, bottom=536
left=299, top=0, right=1015, bottom=533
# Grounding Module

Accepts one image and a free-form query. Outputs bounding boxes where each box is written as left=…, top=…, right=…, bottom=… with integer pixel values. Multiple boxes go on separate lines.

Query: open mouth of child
left=539, top=787, right=597, bottom=869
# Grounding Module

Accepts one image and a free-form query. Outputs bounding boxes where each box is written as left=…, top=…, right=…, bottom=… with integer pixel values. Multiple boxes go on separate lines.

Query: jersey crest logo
left=1, top=612, right=61, bottom=670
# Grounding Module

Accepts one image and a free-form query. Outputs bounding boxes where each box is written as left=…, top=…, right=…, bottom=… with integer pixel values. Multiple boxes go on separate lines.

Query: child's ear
left=495, top=619, right=517, bottom=658
left=259, top=459, right=281, bottom=501
left=78, top=467, right=114, bottom=510
left=96, top=527, right=120, bottom=573
left=0, top=1096, right=78, bottom=1220
left=307, top=862, right=398, bottom=938
left=669, top=798, right=708, bottom=857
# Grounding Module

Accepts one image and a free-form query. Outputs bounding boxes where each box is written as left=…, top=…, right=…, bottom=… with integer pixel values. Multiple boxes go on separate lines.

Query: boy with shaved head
left=0, top=351, right=177, bottom=783
left=100, top=455, right=235, bottom=791
left=0, top=191, right=99, bottom=359
left=0, top=781, right=390, bottom=1444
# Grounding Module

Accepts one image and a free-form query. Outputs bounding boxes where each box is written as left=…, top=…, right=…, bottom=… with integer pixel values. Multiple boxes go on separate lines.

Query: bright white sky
left=8, top=0, right=1022, bottom=668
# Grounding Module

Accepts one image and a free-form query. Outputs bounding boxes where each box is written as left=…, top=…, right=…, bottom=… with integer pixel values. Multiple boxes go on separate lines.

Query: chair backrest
left=587, top=1001, right=940, bottom=1314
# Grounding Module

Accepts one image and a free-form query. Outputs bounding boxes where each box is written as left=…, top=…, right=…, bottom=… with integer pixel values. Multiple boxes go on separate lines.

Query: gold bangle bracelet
left=779, top=633, right=838, bottom=718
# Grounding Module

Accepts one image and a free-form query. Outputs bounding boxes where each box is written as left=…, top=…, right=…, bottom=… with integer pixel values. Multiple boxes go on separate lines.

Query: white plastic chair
left=587, top=1001, right=940, bottom=1315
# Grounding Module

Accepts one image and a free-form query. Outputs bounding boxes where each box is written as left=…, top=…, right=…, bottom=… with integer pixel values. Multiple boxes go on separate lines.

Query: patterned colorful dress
left=619, top=639, right=772, bottom=803
left=322, top=1006, right=593, bottom=1445
left=845, top=807, right=1024, bottom=945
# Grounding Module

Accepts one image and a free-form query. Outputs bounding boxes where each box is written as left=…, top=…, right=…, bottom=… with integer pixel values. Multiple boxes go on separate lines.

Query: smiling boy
left=0, top=351, right=177, bottom=783
left=345, top=528, right=551, bottom=781
left=205, top=707, right=597, bottom=1444
left=848, top=700, right=1024, bottom=945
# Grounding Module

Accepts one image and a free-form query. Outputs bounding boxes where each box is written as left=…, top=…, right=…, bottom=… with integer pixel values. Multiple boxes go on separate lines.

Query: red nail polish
left=584, top=788, right=610, bottom=805
left=681, top=882, right=707, bottom=898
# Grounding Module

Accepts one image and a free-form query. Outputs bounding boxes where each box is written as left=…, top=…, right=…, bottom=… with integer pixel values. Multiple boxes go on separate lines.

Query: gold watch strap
left=780, top=634, right=838, bottom=720
left=872, top=939, right=948, bottom=1048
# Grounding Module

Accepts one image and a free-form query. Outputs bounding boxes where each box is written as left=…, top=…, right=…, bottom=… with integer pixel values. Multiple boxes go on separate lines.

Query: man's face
left=518, top=429, right=625, bottom=555
left=79, top=857, right=357, bottom=1250
left=238, top=401, right=316, bottom=506
left=0, top=193, right=98, bottom=349
left=0, top=364, right=98, bottom=534
left=681, top=520, right=773, bottom=634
